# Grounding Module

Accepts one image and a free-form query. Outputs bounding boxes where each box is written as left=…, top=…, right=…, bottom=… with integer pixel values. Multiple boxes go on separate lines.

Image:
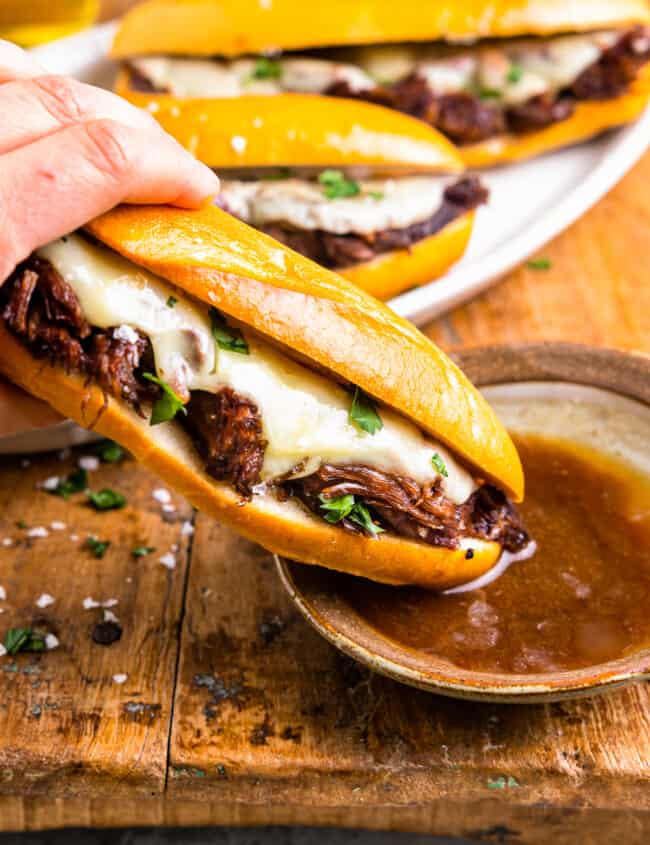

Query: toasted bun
left=0, top=325, right=500, bottom=589
left=85, top=202, right=523, bottom=501
left=462, top=66, right=650, bottom=168
left=340, top=212, right=475, bottom=300
left=115, top=76, right=463, bottom=173
left=112, top=0, right=649, bottom=57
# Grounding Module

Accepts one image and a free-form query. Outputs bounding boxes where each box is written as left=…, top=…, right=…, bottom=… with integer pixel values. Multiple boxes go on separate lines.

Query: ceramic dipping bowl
left=276, top=343, right=650, bottom=703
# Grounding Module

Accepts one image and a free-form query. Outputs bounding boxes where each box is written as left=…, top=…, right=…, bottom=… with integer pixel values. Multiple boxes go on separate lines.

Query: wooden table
left=1, top=151, right=649, bottom=843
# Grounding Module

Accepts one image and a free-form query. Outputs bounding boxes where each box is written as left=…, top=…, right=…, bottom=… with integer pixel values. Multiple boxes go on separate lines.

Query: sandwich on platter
left=113, top=0, right=650, bottom=169
left=111, top=2, right=512, bottom=299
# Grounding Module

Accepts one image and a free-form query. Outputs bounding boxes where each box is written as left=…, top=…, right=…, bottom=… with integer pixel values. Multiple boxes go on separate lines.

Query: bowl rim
left=274, top=342, right=650, bottom=703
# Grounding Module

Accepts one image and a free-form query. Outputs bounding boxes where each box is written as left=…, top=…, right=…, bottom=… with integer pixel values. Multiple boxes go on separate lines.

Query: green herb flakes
left=432, top=453, right=449, bottom=478
left=478, top=88, right=501, bottom=100
left=527, top=257, right=552, bottom=270
left=87, top=488, right=126, bottom=511
left=132, top=546, right=155, bottom=558
left=4, top=628, right=45, bottom=656
left=209, top=308, right=249, bottom=355
left=86, top=536, right=111, bottom=558
left=50, top=467, right=87, bottom=499
left=318, top=169, right=361, bottom=200
left=97, top=440, right=124, bottom=463
left=318, top=494, right=355, bottom=524
left=251, top=57, right=282, bottom=80
left=348, top=500, right=384, bottom=536
left=368, top=191, right=384, bottom=201
left=507, top=63, right=523, bottom=84
left=349, top=387, right=383, bottom=435
left=166, top=295, right=178, bottom=308
left=319, top=494, right=384, bottom=536
left=142, top=373, right=188, bottom=425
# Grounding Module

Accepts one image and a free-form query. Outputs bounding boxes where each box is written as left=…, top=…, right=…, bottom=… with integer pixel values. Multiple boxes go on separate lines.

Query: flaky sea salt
left=50, top=521, right=66, bottom=531
left=27, top=527, right=48, bottom=539
left=36, top=594, right=55, bottom=609
left=159, top=553, right=176, bottom=570
left=112, top=673, right=128, bottom=684
left=45, top=634, right=59, bottom=650
left=181, top=521, right=194, bottom=537
left=152, top=488, right=171, bottom=504
left=78, top=456, right=100, bottom=472
left=230, top=135, right=247, bottom=154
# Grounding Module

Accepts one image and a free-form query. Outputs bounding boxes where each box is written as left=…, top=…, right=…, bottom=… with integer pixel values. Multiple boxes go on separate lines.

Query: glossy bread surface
left=112, top=0, right=650, bottom=57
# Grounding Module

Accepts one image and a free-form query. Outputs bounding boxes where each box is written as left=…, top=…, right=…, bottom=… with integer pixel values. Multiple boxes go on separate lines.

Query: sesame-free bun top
left=86, top=202, right=524, bottom=501
left=112, top=0, right=650, bottom=58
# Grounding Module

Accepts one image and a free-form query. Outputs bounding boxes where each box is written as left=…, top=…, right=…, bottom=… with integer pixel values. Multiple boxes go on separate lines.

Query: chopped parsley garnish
left=166, top=295, right=178, bottom=308
left=262, top=167, right=292, bottom=181
left=142, top=373, right=188, bottom=426
left=527, top=257, right=552, bottom=270
left=368, top=191, right=384, bottom=201
left=318, top=169, right=361, bottom=200
left=478, top=88, right=501, bottom=100
left=348, top=501, right=385, bottom=536
left=16, top=520, right=27, bottom=530
left=349, top=387, right=383, bottom=435
left=50, top=467, right=88, bottom=500
left=431, top=453, right=449, bottom=477
left=251, top=57, right=282, bottom=80
left=132, top=545, right=156, bottom=558
left=87, top=488, right=126, bottom=511
left=4, top=627, right=45, bottom=656
left=86, top=536, right=110, bottom=558
left=97, top=440, right=124, bottom=463
left=319, top=494, right=384, bottom=536
left=507, top=63, right=524, bottom=84
left=209, top=308, right=249, bottom=355
left=318, top=494, right=355, bottom=523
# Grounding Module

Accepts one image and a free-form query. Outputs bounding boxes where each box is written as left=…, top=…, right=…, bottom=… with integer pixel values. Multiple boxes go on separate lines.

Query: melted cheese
left=131, top=56, right=375, bottom=98
left=132, top=30, right=621, bottom=107
left=219, top=175, right=448, bottom=235
left=37, top=235, right=475, bottom=503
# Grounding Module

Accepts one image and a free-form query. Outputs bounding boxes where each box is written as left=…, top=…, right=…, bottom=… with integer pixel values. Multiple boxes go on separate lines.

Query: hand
left=0, top=40, right=220, bottom=436
left=0, top=39, right=219, bottom=282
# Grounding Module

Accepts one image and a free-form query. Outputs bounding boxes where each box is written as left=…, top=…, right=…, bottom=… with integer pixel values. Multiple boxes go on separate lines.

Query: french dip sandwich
left=114, top=0, right=650, bottom=169
left=0, top=203, right=527, bottom=589
left=112, top=4, right=493, bottom=300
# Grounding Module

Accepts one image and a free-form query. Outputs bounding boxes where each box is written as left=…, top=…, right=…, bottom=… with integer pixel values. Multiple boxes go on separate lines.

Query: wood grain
left=0, top=447, right=192, bottom=796
left=0, top=135, right=649, bottom=838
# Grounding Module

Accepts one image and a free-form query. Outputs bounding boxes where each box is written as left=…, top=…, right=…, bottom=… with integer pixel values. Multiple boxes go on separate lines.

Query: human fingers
left=0, top=378, right=62, bottom=438
left=0, top=74, right=167, bottom=155
left=0, top=118, right=219, bottom=281
left=0, top=39, right=45, bottom=84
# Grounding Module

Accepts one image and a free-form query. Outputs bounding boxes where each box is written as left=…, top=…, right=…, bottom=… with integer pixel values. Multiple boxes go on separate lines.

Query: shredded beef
left=436, top=92, right=506, bottom=144
left=571, top=26, right=650, bottom=100
left=182, top=388, right=267, bottom=496
left=506, top=94, right=575, bottom=132
left=322, top=27, right=650, bottom=144
left=325, top=79, right=397, bottom=110
left=256, top=176, right=487, bottom=270
left=127, top=62, right=168, bottom=93
left=285, top=463, right=529, bottom=552
left=2, top=256, right=155, bottom=411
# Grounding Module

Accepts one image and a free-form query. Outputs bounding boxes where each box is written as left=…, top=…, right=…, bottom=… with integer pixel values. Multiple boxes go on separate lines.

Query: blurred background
left=0, top=0, right=133, bottom=45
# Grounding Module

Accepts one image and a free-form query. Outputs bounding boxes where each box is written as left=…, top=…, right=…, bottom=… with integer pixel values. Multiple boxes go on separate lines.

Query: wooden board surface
left=1, top=150, right=650, bottom=842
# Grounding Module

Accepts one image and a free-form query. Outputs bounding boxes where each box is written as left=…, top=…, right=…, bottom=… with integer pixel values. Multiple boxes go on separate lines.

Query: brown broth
left=343, top=433, right=650, bottom=674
